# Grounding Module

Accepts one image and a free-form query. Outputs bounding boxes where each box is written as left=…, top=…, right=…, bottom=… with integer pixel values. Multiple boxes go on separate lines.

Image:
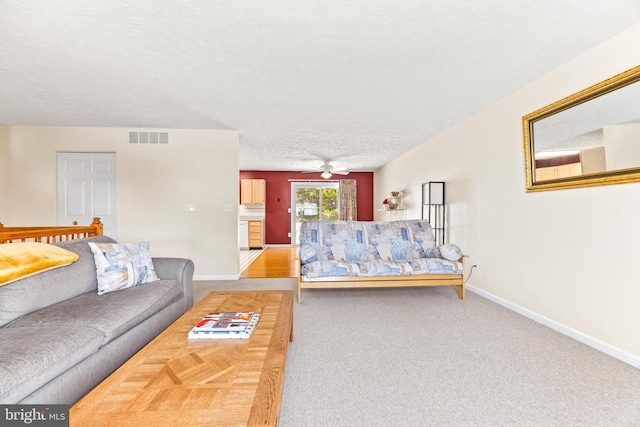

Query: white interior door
left=57, top=152, right=117, bottom=238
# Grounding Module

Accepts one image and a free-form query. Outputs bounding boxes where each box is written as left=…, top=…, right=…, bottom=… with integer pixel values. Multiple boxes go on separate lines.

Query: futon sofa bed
left=297, top=220, right=465, bottom=302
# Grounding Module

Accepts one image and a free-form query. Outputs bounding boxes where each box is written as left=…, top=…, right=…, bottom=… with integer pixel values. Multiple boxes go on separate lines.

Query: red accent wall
left=240, top=171, right=374, bottom=245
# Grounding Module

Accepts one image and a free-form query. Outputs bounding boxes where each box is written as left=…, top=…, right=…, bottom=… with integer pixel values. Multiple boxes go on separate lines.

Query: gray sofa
left=0, top=235, right=194, bottom=404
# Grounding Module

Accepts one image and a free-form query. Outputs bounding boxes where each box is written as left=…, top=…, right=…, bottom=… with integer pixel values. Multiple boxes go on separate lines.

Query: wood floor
left=241, top=247, right=299, bottom=278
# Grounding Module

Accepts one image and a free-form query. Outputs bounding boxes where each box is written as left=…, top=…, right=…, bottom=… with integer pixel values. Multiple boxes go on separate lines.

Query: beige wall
left=603, top=123, right=640, bottom=170
left=375, top=23, right=640, bottom=363
left=0, top=126, right=8, bottom=211
left=1, top=126, right=240, bottom=278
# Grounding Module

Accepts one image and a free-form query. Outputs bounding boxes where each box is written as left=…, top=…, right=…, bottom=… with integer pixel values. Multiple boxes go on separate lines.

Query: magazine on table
left=192, top=312, right=255, bottom=332
left=188, top=312, right=260, bottom=340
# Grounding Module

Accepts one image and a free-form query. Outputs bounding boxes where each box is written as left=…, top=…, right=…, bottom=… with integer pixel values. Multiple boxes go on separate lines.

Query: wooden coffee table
left=70, top=290, right=294, bottom=427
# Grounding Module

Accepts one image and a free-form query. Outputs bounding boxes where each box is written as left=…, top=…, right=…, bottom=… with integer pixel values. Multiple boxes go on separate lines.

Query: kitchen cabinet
left=534, top=146, right=605, bottom=182
left=248, top=221, right=263, bottom=248
left=535, top=162, right=582, bottom=181
left=241, top=179, right=266, bottom=205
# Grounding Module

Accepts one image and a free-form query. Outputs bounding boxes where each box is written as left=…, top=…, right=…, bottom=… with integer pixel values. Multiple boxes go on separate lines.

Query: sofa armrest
left=152, top=258, right=195, bottom=311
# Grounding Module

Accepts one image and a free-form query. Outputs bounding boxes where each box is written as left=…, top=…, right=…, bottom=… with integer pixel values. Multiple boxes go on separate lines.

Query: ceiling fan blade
left=299, top=161, right=349, bottom=176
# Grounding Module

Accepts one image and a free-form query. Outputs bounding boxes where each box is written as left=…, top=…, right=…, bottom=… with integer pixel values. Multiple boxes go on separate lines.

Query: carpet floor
left=193, top=279, right=640, bottom=426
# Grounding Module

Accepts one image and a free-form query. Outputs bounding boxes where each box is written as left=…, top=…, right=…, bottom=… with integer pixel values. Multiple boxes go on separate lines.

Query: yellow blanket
left=0, top=242, right=79, bottom=286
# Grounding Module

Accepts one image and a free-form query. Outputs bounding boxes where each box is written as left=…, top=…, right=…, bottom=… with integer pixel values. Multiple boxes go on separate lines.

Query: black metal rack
left=421, top=182, right=445, bottom=245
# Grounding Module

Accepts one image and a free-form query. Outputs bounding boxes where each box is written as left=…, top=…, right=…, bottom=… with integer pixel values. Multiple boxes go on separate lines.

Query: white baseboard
left=193, top=274, right=240, bottom=281
left=466, top=284, right=640, bottom=370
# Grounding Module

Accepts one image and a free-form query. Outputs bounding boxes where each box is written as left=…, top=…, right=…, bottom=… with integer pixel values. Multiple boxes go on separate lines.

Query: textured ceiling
left=1, top=1, right=640, bottom=172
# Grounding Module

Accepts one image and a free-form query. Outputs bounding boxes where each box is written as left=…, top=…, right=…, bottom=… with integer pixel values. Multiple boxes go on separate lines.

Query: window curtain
left=339, top=179, right=357, bottom=221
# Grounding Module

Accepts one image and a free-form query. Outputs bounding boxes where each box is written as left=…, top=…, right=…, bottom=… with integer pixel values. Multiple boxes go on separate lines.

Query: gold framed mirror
left=523, top=65, right=640, bottom=192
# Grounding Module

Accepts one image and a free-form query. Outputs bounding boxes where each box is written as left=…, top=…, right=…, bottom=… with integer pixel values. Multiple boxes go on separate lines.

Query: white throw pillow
left=438, top=244, right=462, bottom=261
left=88, top=242, right=159, bottom=295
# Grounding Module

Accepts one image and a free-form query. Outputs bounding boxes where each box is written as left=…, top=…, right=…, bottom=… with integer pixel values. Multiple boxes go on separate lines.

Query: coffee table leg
left=289, top=295, right=294, bottom=341
left=290, top=318, right=294, bottom=342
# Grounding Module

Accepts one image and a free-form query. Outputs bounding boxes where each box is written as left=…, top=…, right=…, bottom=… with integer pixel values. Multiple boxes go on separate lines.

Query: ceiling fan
left=302, top=162, right=350, bottom=179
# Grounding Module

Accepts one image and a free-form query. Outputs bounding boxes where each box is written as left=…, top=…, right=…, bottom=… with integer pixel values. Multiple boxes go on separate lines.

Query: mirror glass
left=523, top=65, right=640, bottom=191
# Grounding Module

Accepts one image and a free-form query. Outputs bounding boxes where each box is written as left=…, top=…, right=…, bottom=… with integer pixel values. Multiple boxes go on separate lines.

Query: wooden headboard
left=0, top=218, right=104, bottom=244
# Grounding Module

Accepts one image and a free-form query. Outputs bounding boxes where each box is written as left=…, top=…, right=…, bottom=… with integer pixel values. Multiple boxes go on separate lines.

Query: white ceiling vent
left=129, top=131, right=169, bottom=144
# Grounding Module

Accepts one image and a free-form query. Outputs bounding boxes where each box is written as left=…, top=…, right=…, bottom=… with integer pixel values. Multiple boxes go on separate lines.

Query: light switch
left=224, top=203, right=233, bottom=212
left=185, top=203, right=197, bottom=212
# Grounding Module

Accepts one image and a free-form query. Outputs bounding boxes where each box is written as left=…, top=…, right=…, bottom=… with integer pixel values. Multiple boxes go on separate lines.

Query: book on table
left=188, top=312, right=260, bottom=340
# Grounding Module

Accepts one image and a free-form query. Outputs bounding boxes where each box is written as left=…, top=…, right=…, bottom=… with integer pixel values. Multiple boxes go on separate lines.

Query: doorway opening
left=290, top=181, right=339, bottom=245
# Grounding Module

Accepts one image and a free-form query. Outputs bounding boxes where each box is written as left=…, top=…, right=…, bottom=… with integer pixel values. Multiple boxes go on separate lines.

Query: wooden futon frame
left=298, top=268, right=465, bottom=303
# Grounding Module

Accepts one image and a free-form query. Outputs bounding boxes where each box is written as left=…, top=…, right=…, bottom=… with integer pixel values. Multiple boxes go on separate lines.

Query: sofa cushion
left=299, top=220, right=322, bottom=245
left=0, top=236, right=116, bottom=327
left=363, top=222, right=415, bottom=261
left=300, top=259, right=363, bottom=278
left=6, top=279, right=183, bottom=346
left=0, top=326, right=103, bottom=403
left=366, top=259, right=415, bottom=275
left=298, top=220, right=456, bottom=266
left=301, top=257, right=464, bottom=278
left=0, top=242, right=79, bottom=286
left=410, top=258, right=465, bottom=274
left=88, top=242, right=159, bottom=295
left=321, top=221, right=368, bottom=262
left=402, top=219, right=437, bottom=257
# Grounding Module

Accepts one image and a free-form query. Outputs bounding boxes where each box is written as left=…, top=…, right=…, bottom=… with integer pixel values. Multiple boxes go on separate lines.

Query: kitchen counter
left=239, top=215, right=265, bottom=221
left=239, top=205, right=265, bottom=222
